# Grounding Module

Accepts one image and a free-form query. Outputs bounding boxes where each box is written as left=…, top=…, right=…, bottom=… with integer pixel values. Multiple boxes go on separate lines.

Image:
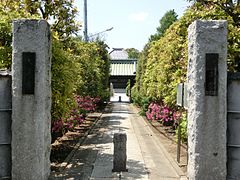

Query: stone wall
left=0, top=71, right=12, bottom=178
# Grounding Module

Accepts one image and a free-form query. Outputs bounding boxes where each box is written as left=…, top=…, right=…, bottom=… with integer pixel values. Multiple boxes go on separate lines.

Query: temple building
left=109, top=48, right=137, bottom=90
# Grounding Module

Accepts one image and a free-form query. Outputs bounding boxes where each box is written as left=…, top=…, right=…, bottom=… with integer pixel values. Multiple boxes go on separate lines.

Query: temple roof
left=109, top=48, right=129, bottom=60
left=109, top=48, right=137, bottom=76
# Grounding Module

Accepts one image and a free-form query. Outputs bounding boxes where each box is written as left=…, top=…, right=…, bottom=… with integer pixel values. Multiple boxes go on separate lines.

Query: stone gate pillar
left=12, top=20, right=51, bottom=180
left=187, top=20, right=227, bottom=179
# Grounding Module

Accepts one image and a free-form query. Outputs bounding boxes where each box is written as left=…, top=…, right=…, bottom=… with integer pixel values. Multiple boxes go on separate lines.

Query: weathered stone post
left=187, top=20, right=227, bottom=180
left=112, top=133, right=128, bottom=172
left=12, top=20, right=51, bottom=180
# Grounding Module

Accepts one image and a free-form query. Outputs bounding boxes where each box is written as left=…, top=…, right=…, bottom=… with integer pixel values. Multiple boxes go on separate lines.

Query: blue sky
left=75, top=0, right=191, bottom=51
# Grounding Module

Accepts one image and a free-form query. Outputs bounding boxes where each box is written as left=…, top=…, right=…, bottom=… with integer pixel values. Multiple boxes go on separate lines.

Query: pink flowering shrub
left=146, top=102, right=161, bottom=120
left=64, top=109, right=85, bottom=131
left=52, top=119, right=64, bottom=133
left=146, top=102, right=181, bottom=126
left=76, top=95, right=100, bottom=112
left=52, top=95, right=101, bottom=134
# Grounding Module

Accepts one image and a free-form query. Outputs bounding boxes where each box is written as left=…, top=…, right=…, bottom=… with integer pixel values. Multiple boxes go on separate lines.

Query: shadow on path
left=50, top=103, right=148, bottom=179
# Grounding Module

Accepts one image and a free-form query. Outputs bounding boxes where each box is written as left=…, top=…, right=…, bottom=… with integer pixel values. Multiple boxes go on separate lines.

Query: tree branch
left=209, top=0, right=240, bottom=27
left=39, top=5, right=46, bottom=19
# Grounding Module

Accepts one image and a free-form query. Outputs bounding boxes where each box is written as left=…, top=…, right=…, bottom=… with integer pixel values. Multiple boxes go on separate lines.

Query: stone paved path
left=50, top=99, right=187, bottom=180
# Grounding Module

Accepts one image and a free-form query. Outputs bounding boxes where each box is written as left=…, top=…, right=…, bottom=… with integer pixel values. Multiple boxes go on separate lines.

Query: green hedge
left=0, top=18, right=110, bottom=124
left=133, top=3, right=240, bottom=107
left=132, top=3, right=239, bottom=142
left=49, top=37, right=111, bottom=122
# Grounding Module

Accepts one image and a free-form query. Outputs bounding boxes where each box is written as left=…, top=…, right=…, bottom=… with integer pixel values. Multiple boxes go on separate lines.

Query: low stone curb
left=130, top=104, right=188, bottom=149
left=57, top=113, right=103, bottom=173
left=149, top=121, right=188, bottom=150
left=129, top=104, right=188, bottom=178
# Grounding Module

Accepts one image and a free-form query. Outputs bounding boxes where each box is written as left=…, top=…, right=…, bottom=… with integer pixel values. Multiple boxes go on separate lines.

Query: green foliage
left=131, top=86, right=142, bottom=105
left=186, top=0, right=240, bottom=26
left=94, top=40, right=111, bottom=99
left=0, top=0, right=80, bottom=68
left=132, top=86, right=151, bottom=116
left=125, top=48, right=140, bottom=59
left=37, top=0, right=81, bottom=39
left=176, top=112, right=188, bottom=143
left=126, top=79, right=131, bottom=96
left=52, top=37, right=110, bottom=121
left=2, top=0, right=80, bottom=40
left=0, top=2, right=38, bottom=69
left=0, top=1, right=110, bottom=125
left=132, top=3, right=239, bottom=145
left=149, top=9, right=178, bottom=42
left=133, top=44, right=150, bottom=96
left=51, top=39, right=79, bottom=121
left=139, top=96, right=152, bottom=116
left=67, top=39, right=110, bottom=101
left=0, top=16, right=12, bottom=69
left=134, top=3, right=240, bottom=109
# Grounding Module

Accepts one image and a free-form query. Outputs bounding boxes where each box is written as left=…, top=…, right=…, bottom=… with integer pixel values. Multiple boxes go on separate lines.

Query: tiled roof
left=109, top=48, right=137, bottom=76
left=109, top=48, right=129, bottom=60
left=111, top=60, right=136, bottom=76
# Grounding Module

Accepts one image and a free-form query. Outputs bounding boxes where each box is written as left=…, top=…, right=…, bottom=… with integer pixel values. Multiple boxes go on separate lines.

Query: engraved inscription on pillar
left=205, top=53, right=218, bottom=96
left=22, top=52, right=36, bottom=95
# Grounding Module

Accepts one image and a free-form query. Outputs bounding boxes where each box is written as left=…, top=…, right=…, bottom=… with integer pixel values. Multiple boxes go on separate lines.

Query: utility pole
left=84, top=0, right=88, bottom=42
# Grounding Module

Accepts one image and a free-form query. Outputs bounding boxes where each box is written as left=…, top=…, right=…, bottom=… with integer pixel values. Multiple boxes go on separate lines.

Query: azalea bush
left=0, top=2, right=110, bottom=142
left=145, top=101, right=187, bottom=142
left=51, top=38, right=110, bottom=140
left=75, top=95, right=100, bottom=113
left=146, top=102, right=181, bottom=126
left=132, top=2, right=240, bottom=143
left=51, top=96, right=100, bottom=134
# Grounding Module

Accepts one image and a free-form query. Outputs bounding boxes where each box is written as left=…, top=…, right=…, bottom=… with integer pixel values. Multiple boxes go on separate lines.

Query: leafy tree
left=51, top=39, right=79, bottom=120
left=134, top=44, right=150, bottom=91
left=131, top=44, right=150, bottom=105
left=35, top=0, right=80, bottom=39
left=0, top=0, right=80, bottom=39
left=186, top=1, right=240, bottom=71
left=0, top=1, right=37, bottom=69
left=149, top=9, right=178, bottom=42
left=51, top=36, right=110, bottom=122
left=0, top=1, right=110, bottom=126
left=125, top=48, right=140, bottom=59
left=0, top=0, right=81, bottom=68
left=186, top=0, right=240, bottom=26
left=95, top=40, right=111, bottom=98
left=133, top=2, right=240, bottom=108
left=65, top=37, right=110, bottom=101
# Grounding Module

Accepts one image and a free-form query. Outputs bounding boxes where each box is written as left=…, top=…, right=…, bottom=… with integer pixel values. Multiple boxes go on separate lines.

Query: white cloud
left=128, top=12, right=149, bottom=22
